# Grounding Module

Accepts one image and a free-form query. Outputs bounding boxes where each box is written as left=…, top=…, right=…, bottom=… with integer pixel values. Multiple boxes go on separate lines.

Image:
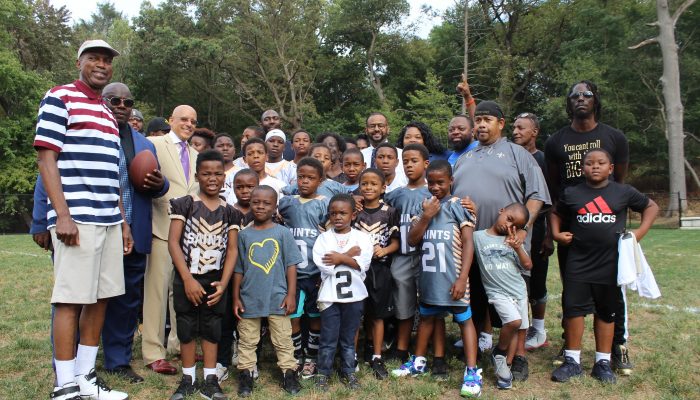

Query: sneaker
left=460, top=367, right=482, bottom=398
left=300, top=359, right=317, bottom=380
left=611, top=344, right=633, bottom=376
left=369, top=357, right=389, bottom=380
left=315, top=374, right=330, bottom=392
left=169, top=375, right=197, bottom=400
left=551, top=356, right=583, bottom=382
left=105, top=366, right=144, bottom=384
left=76, top=369, right=128, bottom=400
left=491, top=353, right=512, bottom=389
left=454, top=339, right=464, bottom=348
left=524, top=327, right=548, bottom=350
left=478, top=334, right=492, bottom=353
left=216, top=363, right=229, bottom=383
left=552, top=346, right=565, bottom=366
left=431, top=358, right=449, bottom=381
left=237, top=370, right=254, bottom=397
left=354, top=354, right=360, bottom=372
left=340, top=372, right=360, bottom=390
left=50, top=382, right=82, bottom=400
left=391, top=356, right=427, bottom=377
left=282, top=369, right=301, bottom=395
left=200, top=374, right=228, bottom=399
left=591, top=359, right=617, bottom=383
left=511, top=355, right=529, bottom=381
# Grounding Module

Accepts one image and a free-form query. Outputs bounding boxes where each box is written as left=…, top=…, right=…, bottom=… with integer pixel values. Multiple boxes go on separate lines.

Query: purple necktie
left=180, top=141, right=190, bottom=183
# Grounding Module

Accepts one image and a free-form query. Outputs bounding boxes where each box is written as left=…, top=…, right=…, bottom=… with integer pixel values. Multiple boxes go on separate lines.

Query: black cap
left=474, top=101, right=504, bottom=119
left=146, top=117, right=170, bottom=133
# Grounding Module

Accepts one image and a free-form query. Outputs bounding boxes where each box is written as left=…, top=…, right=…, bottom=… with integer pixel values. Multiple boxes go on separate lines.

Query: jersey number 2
left=335, top=271, right=353, bottom=299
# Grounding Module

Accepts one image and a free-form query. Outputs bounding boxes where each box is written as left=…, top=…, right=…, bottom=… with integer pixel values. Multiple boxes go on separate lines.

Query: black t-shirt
left=555, top=181, right=649, bottom=284
left=353, top=202, right=400, bottom=266
left=544, top=123, right=629, bottom=194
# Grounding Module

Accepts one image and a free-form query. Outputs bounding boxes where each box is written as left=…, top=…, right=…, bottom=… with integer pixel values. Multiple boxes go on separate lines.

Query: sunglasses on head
left=104, top=97, right=134, bottom=107
left=568, top=91, right=594, bottom=99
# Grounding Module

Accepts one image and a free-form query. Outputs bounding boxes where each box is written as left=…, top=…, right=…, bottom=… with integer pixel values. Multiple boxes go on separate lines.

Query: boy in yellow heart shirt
left=233, top=185, right=305, bottom=397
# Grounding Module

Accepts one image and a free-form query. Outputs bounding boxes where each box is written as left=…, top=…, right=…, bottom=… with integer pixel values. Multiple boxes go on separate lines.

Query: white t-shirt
left=266, top=159, right=297, bottom=186
left=313, top=228, right=373, bottom=309
left=225, top=174, right=286, bottom=205
left=386, top=172, right=409, bottom=193
left=233, top=157, right=247, bottom=169
left=361, top=144, right=407, bottom=184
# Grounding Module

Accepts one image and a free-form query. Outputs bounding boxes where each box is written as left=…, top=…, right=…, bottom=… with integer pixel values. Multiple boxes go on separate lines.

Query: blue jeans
left=317, top=301, right=363, bottom=376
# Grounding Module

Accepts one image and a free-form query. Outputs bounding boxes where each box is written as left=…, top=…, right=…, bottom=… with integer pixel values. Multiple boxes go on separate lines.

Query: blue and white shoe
left=390, top=355, right=427, bottom=377
left=460, top=367, right=483, bottom=397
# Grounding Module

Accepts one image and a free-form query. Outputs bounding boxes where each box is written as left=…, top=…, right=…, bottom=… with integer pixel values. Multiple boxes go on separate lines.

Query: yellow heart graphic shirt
left=235, top=224, right=304, bottom=318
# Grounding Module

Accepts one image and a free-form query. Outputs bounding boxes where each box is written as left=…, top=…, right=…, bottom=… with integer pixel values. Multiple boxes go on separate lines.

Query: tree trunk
left=657, top=0, right=688, bottom=213
left=462, top=0, right=469, bottom=114
left=367, top=31, right=387, bottom=105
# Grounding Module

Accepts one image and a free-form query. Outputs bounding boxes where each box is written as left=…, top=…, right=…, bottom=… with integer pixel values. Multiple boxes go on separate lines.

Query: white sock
left=532, top=319, right=545, bottom=332
left=203, top=367, right=217, bottom=378
left=414, top=356, right=427, bottom=367
left=564, top=349, right=581, bottom=364
left=183, top=366, right=196, bottom=383
left=372, top=354, right=382, bottom=360
left=75, top=345, right=98, bottom=376
left=55, top=358, right=76, bottom=387
left=595, top=352, right=611, bottom=363
left=480, top=332, right=492, bottom=340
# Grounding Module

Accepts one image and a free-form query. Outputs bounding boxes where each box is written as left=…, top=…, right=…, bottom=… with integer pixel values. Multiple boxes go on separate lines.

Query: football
left=128, top=150, right=158, bottom=192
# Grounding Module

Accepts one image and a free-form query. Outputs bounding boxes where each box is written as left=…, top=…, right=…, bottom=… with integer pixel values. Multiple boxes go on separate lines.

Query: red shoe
left=146, top=359, right=177, bottom=375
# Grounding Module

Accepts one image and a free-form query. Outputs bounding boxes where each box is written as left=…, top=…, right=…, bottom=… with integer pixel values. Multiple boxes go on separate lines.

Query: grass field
left=1, top=230, right=698, bottom=399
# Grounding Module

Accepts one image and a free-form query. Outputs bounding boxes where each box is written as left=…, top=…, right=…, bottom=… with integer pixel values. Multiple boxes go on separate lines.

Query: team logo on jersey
left=577, top=196, right=616, bottom=223
left=249, top=238, right=280, bottom=274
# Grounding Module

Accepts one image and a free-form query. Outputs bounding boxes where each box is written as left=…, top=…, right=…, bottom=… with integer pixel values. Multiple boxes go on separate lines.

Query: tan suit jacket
left=148, top=134, right=199, bottom=240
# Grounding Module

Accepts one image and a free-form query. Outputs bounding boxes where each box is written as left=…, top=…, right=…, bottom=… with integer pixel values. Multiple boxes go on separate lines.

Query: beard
left=450, top=137, right=471, bottom=152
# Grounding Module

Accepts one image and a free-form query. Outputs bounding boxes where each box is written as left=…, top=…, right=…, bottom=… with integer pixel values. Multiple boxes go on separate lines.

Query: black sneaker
left=511, top=355, right=529, bottom=381
left=200, top=374, right=227, bottom=399
left=315, top=374, right=330, bottom=392
left=551, top=356, right=583, bottom=383
left=340, top=372, right=360, bottom=390
left=369, top=357, right=389, bottom=380
left=591, top=359, right=617, bottom=384
left=282, top=369, right=301, bottom=395
left=431, top=358, right=448, bottom=381
left=170, top=375, right=197, bottom=400
left=105, top=366, right=144, bottom=384
left=611, top=344, right=633, bottom=376
left=237, top=370, right=254, bottom=397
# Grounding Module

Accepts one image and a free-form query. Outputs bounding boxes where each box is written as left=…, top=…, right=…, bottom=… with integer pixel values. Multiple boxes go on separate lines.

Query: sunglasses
left=104, top=97, right=135, bottom=107
left=568, top=91, right=594, bottom=99
left=515, top=112, right=538, bottom=121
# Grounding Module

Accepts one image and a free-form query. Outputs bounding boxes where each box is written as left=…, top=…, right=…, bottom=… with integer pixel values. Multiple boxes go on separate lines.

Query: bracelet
left=465, top=97, right=475, bottom=106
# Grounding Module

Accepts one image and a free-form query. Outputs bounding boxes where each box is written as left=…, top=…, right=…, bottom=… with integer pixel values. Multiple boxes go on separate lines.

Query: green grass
left=1, top=230, right=699, bottom=399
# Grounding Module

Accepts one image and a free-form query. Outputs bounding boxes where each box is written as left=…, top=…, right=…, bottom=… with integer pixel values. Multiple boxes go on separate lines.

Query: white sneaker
left=454, top=339, right=464, bottom=348
left=216, top=362, right=229, bottom=383
left=76, top=369, right=128, bottom=400
left=50, top=382, right=81, bottom=400
left=524, top=327, right=548, bottom=350
left=478, top=333, right=492, bottom=353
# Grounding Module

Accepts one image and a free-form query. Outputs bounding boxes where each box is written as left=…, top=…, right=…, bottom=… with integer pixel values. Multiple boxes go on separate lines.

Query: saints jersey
left=384, top=186, right=432, bottom=255
left=278, top=194, right=329, bottom=278
left=418, top=197, right=476, bottom=306
left=353, top=202, right=400, bottom=265
left=282, top=179, right=351, bottom=198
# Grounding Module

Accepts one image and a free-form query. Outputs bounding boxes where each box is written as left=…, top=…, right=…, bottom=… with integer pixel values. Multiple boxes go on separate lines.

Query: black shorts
left=173, top=270, right=226, bottom=344
left=562, top=280, right=622, bottom=323
left=364, top=262, right=394, bottom=319
left=291, top=275, right=321, bottom=319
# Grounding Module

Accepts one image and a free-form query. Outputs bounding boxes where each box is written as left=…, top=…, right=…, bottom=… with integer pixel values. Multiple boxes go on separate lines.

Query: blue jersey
left=282, top=179, right=350, bottom=199
left=278, top=195, right=329, bottom=278
left=418, top=197, right=475, bottom=307
left=384, top=186, right=431, bottom=255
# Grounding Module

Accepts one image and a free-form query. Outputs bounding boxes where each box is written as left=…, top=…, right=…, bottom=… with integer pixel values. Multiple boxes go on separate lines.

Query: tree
left=404, top=70, right=456, bottom=145
left=325, top=0, right=410, bottom=106
left=630, top=0, right=696, bottom=212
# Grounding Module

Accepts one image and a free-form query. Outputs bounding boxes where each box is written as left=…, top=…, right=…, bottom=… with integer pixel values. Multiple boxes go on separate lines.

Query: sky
left=50, top=0, right=456, bottom=38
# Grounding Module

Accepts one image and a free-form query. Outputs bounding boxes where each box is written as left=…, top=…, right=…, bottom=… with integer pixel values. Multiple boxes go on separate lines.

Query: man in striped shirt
left=34, top=40, right=131, bottom=400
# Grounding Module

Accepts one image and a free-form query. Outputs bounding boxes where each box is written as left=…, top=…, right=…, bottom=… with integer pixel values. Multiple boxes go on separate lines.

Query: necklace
left=331, top=230, right=350, bottom=249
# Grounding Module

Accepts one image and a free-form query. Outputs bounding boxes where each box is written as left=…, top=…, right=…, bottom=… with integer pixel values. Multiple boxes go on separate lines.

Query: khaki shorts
left=50, top=223, right=125, bottom=304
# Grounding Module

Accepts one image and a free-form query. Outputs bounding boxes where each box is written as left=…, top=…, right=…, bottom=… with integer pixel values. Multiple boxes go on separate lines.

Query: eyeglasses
left=367, top=124, right=386, bottom=129
left=514, top=112, right=539, bottom=122
left=568, top=91, right=594, bottom=99
left=104, top=97, right=134, bottom=107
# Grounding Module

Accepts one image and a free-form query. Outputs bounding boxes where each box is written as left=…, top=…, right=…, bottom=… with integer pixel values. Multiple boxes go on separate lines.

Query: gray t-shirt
left=473, top=230, right=527, bottom=300
left=234, top=224, right=304, bottom=318
left=452, top=137, right=551, bottom=253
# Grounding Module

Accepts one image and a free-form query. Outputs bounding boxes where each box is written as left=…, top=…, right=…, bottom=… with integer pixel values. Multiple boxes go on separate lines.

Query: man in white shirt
left=360, top=112, right=406, bottom=182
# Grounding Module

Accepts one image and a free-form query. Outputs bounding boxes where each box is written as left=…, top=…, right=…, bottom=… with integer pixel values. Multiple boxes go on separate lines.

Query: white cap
left=77, top=40, right=120, bottom=59
left=265, top=129, right=286, bottom=142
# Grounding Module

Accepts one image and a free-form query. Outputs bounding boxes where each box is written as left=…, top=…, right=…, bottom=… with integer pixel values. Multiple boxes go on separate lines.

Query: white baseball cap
left=77, top=40, right=120, bottom=59
left=265, top=129, right=286, bottom=142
